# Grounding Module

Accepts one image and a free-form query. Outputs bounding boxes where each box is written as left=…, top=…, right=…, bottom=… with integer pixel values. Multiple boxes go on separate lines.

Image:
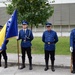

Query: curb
left=2, top=62, right=70, bottom=69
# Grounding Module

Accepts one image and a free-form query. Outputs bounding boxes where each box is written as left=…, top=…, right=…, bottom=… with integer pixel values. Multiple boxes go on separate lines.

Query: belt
left=22, top=39, right=30, bottom=42
left=22, top=40, right=26, bottom=42
left=45, top=42, right=54, bottom=44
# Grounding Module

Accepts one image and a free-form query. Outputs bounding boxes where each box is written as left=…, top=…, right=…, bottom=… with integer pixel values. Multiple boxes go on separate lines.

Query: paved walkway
left=0, top=66, right=71, bottom=75
left=1, top=54, right=71, bottom=67
left=0, top=54, right=72, bottom=75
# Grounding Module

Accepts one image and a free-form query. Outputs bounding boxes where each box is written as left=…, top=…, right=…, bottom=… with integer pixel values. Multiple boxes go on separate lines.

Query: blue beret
left=46, top=22, right=52, bottom=26
left=22, top=20, right=29, bottom=25
left=0, top=25, right=3, bottom=28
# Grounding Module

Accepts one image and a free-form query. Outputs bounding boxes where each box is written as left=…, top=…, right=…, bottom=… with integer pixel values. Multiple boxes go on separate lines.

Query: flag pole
left=70, top=53, right=72, bottom=72
left=17, top=40, right=20, bottom=69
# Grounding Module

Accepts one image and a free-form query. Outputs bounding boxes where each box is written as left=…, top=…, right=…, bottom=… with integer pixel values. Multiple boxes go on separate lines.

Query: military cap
left=22, top=20, right=29, bottom=25
left=46, top=22, right=52, bottom=26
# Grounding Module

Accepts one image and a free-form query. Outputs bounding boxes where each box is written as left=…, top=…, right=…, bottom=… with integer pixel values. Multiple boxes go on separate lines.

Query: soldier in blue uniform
left=0, top=25, right=9, bottom=68
left=18, top=20, right=34, bottom=70
left=42, top=22, right=58, bottom=72
left=70, top=29, right=75, bottom=73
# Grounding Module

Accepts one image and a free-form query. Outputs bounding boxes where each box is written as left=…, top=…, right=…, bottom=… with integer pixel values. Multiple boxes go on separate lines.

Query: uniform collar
left=23, top=29, right=27, bottom=31
left=47, top=30, right=52, bottom=32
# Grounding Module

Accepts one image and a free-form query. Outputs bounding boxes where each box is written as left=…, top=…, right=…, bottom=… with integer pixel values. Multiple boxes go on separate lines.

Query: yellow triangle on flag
left=0, top=24, right=6, bottom=49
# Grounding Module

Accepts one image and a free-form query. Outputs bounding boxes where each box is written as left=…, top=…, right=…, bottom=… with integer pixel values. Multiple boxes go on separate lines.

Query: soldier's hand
left=70, top=47, right=73, bottom=52
left=16, top=36, right=19, bottom=40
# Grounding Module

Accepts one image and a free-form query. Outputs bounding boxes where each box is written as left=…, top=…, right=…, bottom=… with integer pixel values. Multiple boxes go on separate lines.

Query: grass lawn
left=7, top=37, right=70, bottom=55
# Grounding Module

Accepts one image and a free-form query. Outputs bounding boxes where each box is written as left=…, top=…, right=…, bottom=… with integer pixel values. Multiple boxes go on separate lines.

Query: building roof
left=0, top=0, right=75, bottom=7
left=0, top=0, right=11, bottom=2
left=48, top=0, right=75, bottom=4
left=0, top=2, right=11, bottom=7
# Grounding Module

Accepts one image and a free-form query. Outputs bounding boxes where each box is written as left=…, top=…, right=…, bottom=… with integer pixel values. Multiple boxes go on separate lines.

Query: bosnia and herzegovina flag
left=0, top=9, right=18, bottom=51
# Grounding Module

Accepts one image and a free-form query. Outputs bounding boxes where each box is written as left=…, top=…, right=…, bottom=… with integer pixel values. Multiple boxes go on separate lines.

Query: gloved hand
left=70, top=47, right=73, bottom=52
left=16, top=36, right=19, bottom=40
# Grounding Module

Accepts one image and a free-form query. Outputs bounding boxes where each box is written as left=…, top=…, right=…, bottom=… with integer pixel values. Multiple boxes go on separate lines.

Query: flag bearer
left=18, top=20, right=34, bottom=70
left=42, top=22, right=58, bottom=72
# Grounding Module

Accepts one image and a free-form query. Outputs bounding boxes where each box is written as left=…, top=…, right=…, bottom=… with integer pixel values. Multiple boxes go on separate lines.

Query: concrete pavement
left=5, top=54, right=71, bottom=67
left=0, top=54, right=72, bottom=75
left=0, top=66, right=71, bottom=75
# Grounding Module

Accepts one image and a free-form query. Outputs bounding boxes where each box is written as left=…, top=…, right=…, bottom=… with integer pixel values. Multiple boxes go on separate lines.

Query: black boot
left=71, top=65, right=75, bottom=73
left=71, top=70, right=75, bottom=73
left=29, top=59, right=32, bottom=70
left=0, top=54, right=1, bottom=67
left=51, top=60, right=55, bottom=72
left=29, top=64, right=32, bottom=70
left=20, top=57, right=25, bottom=69
left=44, top=59, right=49, bottom=71
left=0, top=60, right=1, bottom=67
left=20, top=62, right=25, bottom=69
left=0, top=63, right=1, bottom=67
left=20, top=63, right=25, bottom=69
left=20, top=60, right=25, bottom=69
left=44, top=65, right=49, bottom=71
left=4, top=60, right=7, bottom=68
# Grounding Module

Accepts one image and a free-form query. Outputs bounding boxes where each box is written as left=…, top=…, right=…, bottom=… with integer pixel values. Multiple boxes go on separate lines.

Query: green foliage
left=6, top=4, right=14, bottom=15
left=6, top=0, right=54, bottom=28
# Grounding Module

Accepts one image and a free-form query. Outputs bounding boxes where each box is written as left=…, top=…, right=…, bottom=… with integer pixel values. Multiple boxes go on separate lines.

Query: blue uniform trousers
left=0, top=50, right=7, bottom=61
left=72, top=50, right=75, bottom=70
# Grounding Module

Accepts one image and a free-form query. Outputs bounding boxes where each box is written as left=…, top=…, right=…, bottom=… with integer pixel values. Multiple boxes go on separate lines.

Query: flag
left=0, top=9, right=18, bottom=50
left=0, top=25, right=6, bottom=49
left=6, top=9, right=18, bottom=39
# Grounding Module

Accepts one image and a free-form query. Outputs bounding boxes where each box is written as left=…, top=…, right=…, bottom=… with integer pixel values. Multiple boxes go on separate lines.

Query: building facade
left=0, top=1, right=75, bottom=35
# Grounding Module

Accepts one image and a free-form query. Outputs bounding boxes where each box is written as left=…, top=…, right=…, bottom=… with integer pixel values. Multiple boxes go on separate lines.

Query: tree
left=6, top=0, right=54, bottom=29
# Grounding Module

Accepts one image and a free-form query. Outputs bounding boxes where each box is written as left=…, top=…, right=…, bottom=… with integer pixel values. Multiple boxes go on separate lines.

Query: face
left=46, top=26, right=51, bottom=31
left=22, top=24, right=28, bottom=29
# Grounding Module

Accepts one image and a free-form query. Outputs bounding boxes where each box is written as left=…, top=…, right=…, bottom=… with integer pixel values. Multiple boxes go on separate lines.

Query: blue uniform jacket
left=2, top=40, right=9, bottom=50
left=70, top=29, right=75, bottom=50
left=18, top=29, right=34, bottom=48
left=42, top=30, right=58, bottom=51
